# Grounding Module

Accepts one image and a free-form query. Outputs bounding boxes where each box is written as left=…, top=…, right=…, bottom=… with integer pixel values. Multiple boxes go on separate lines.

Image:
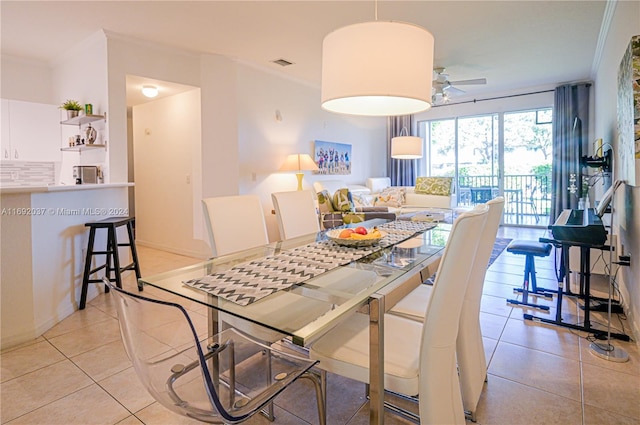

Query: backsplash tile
left=0, top=161, right=56, bottom=187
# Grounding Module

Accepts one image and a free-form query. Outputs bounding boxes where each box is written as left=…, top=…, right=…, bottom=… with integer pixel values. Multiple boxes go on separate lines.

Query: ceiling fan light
left=142, top=85, right=159, bottom=98
left=321, top=21, right=434, bottom=116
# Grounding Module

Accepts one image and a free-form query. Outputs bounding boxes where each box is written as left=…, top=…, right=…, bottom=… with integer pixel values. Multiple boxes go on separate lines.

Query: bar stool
left=506, top=240, right=553, bottom=311
left=80, top=216, right=141, bottom=310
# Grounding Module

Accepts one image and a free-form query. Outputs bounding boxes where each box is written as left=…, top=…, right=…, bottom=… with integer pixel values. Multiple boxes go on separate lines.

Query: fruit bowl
left=326, top=228, right=387, bottom=247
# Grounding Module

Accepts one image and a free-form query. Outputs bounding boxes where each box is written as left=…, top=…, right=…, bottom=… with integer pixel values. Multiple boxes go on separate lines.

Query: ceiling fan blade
left=449, top=78, right=487, bottom=85
left=444, top=86, right=466, bottom=96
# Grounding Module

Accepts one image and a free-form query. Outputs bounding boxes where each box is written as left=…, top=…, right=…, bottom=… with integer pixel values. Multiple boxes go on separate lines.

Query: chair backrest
left=418, top=205, right=489, bottom=425
left=462, top=197, right=505, bottom=321
left=109, top=281, right=317, bottom=424
left=271, top=190, right=320, bottom=240
left=456, top=197, right=505, bottom=413
left=202, top=195, right=269, bottom=257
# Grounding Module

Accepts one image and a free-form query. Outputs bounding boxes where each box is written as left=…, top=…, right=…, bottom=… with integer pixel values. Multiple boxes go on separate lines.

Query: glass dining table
left=139, top=219, right=450, bottom=425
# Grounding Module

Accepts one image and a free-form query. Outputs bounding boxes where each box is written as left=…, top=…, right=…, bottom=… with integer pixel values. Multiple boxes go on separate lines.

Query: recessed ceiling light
left=142, top=85, right=159, bottom=98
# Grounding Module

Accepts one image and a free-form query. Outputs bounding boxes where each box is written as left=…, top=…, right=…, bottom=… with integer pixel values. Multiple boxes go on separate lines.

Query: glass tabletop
left=139, top=222, right=450, bottom=346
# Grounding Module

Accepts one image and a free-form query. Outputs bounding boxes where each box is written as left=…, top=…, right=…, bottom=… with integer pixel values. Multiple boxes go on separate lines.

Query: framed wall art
left=617, top=34, right=640, bottom=186
left=313, top=140, right=352, bottom=175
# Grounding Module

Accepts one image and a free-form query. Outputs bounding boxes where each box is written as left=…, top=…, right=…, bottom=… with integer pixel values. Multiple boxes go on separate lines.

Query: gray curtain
left=550, top=83, right=591, bottom=223
left=387, top=115, right=419, bottom=186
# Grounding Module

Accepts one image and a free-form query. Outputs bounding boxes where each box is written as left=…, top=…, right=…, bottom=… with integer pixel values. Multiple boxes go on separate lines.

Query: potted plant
left=60, top=99, right=83, bottom=119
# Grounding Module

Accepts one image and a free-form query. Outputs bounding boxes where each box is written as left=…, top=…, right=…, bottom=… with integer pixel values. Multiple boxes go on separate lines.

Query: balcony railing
left=457, top=174, right=552, bottom=226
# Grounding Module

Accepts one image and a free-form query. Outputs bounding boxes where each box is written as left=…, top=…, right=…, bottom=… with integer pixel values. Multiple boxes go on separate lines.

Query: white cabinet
left=1, top=99, right=60, bottom=162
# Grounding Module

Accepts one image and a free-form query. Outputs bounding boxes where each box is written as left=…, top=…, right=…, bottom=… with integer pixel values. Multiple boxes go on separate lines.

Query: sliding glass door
left=419, top=107, right=552, bottom=227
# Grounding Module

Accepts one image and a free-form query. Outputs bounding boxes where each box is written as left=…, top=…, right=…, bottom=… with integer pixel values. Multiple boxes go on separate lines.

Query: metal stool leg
left=507, top=254, right=550, bottom=311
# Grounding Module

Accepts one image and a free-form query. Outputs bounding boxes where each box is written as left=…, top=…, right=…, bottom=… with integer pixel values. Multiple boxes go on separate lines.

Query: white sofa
left=366, top=177, right=455, bottom=209
left=313, top=180, right=371, bottom=196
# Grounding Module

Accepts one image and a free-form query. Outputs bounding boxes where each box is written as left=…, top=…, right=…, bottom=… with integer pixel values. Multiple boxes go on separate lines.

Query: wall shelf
left=60, top=144, right=106, bottom=152
left=60, top=114, right=106, bottom=127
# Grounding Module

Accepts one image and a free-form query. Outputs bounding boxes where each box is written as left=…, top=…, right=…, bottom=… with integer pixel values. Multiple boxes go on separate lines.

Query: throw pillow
left=317, top=190, right=335, bottom=213
left=351, top=192, right=372, bottom=208
left=373, top=187, right=406, bottom=208
left=341, top=212, right=366, bottom=224
left=414, top=177, right=453, bottom=196
left=332, top=188, right=355, bottom=212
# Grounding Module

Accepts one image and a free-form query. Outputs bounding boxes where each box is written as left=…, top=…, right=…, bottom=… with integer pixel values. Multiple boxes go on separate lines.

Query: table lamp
left=280, top=154, right=319, bottom=190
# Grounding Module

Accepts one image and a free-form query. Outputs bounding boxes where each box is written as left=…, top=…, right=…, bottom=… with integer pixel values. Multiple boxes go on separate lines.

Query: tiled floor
left=1, top=226, right=638, bottom=425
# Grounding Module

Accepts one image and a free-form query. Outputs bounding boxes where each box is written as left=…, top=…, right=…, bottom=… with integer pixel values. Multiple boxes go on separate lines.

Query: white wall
left=592, top=0, right=640, bottom=340
left=1, top=56, right=53, bottom=104
left=234, top=63, right=386, bottom=240
left=133, top=89, right=208, bottom=258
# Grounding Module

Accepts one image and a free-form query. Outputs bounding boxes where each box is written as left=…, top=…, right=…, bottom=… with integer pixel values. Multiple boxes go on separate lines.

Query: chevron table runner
left=184, top=221, right=436, bottom=306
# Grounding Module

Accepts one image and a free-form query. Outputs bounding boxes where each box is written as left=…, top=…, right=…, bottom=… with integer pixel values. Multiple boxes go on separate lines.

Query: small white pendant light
left=321, top=5, right=434, bottom=117
left=391, top=128, right=423, bottom=159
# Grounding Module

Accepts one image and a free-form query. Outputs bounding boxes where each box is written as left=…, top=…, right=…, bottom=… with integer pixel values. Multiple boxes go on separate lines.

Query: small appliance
left=73, top=166, right=99, bottom=184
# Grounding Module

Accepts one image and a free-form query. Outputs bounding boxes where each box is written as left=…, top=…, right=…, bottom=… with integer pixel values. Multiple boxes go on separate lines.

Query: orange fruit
left=339, top=229, right=354, bottom=238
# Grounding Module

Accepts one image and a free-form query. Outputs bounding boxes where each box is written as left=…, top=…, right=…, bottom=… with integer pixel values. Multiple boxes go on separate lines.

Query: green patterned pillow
left=332, top=188, right=355, bottom=212
left=317, top=190, right=335, bottom=213
left=414, top=177, right=453, bottom=196
left=341, top=212, right=366, bottom=224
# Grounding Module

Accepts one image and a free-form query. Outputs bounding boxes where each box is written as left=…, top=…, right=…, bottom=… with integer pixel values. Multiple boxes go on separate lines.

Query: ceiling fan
left=432, top=67, right=487, bottom=104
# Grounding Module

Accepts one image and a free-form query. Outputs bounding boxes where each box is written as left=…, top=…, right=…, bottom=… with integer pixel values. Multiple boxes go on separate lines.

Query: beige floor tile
left=133, top=402, right=209, bottom=424
left=1, top=340, right=65, bottom=382
left=488, top=341, right=581, bottom=401
left=70, top=339, right=131, bottom=381
left=99, top=367, right=155, bottom=414
left=474, top=374, right=582, bottom=425
left=479, top=312, right=508, bottom=340
left=47, top=317, right=122, bottom=357
left=0, top=336, right=45, bottom=354
left=0, top=360, right=93, bottom=423
left=115, top=416, right=144, bottom=425
left=43, top=305, right=115, bottom=339
left=482, top=336, right=499, bottom=366
left=5, top=384, right=130, bottom=425
left=480, top=294, right=513, bottom=317
left=582, top=362, right=640, bottom=420
left=579, top=337, right=640, bottom=376
left=498, top=317, right=580, bottom=359
left=583, top=403, right=639, bottom=425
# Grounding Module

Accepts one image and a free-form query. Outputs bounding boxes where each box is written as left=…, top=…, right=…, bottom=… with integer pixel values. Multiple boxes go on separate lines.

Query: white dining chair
left=309, top=205, right=489, bottom=425
left=201, top=194, right=282, bottom=420
left=389, top=197, right=504, bottom=421
left=271, top=190, right=320, bottom=240
left=202, top=195, right=269, bottom=258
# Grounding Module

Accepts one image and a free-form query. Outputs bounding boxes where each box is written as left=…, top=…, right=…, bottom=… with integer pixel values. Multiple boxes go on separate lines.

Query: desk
left=140, top=220, right=448, bottom=424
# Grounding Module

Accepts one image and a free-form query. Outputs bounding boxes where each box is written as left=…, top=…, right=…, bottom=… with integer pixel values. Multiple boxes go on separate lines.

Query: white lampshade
left=321, top=21, right=434, bottom=116
left=279, top=154, right=319, bottom=172
left=391, top=136, right=423, bottom=159
left=142, top=85, right=159, bottom=98
left=280, top=154, right=319, bottom=191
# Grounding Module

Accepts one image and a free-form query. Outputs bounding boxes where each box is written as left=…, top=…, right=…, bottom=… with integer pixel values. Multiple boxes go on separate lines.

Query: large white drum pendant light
left=321, top=21, right=434, bottom=116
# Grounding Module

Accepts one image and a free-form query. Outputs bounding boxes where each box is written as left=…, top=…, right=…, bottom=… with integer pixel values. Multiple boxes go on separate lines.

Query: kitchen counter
left=0, top=182, right=133, bottom=194
left=1, top=184, right=131, bottom=348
